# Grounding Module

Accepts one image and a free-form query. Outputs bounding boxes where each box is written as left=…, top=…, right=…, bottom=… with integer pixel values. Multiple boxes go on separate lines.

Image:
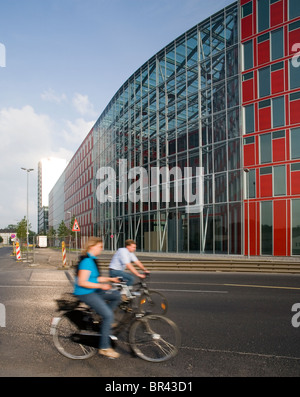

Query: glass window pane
left=228, top=138, right=240, bottom=171
left=249, top=169, right=256, bottom=198
left=242, top=2, right=253, bottom=18
left=272, top=96, right=285, bottom=127
left=229, top=170, right=241, bottom=201
left=227, top=77, right=239, bottom=109
left=215, top=172, right=227, bottom=203
left=189, top=213, right=200, bottom=252
left=261, top=201, right=273, bottom=255
left=229, top=203, right=242, bottom=254
left=227, top=45, right=239, bottom=77
left=200, top=23, right=211, bottom=60
left=271, top=29, right=283, bottom=61
left=243, top=40, right=253, bottom=71
left=228, top=108, right=239, bottom=139
left=274, top=165, right=286, bottom=196
left=226, top=7, right=238, bottom=47
left=214, top=204, right=228, bottom=253
left=290, top=59, right=300, bottom=89
left=213, top=83, right=225, bottom=113
left=291, top=127, right=300, bottom=159
left=289, top=0, right=300, bottom=20
left=259, top=67, right=270, bottom=97
left=214, top=144, right=227, bottom=173
left=258, top=0, right=270, bottom=32
left=260, top=133, right=272, bottom=164
left=186, top=31, right=198, bottom=67
left=211, top=14, right=225, bottom=55
left=292, top=199, right=300, bottom=255
left=245, top=104, right=254, bottom=133
left=176, top=40, right=186, bottom=74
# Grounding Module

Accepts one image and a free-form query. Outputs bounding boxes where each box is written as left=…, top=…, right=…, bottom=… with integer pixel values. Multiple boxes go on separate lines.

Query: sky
left=0, top=0, right=233, bottom=232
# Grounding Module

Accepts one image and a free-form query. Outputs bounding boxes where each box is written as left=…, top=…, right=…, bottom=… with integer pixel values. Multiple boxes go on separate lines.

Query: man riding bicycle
left=109, top=239, right=149, bottom=286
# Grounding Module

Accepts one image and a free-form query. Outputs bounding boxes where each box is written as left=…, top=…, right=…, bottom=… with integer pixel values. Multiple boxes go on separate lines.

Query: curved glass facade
left=93, top=3, right=242, bottom=254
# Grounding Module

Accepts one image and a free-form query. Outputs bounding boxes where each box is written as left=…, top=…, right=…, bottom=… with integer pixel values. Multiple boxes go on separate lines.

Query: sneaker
left=99, top=348, right=120, bottom=359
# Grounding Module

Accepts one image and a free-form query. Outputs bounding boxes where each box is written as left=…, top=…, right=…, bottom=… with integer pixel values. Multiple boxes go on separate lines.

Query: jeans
left=109, top=269, right=135, bottom=286
left=78, top=289, right=120, bottom=349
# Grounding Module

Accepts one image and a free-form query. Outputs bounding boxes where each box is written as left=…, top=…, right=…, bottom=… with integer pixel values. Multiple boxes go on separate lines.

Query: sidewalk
left=27, top=247, right=300, bottom=273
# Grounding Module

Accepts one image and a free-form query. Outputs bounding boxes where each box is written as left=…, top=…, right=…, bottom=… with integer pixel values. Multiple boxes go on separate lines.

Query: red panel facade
left=241, top=0, right=300, bottom=256
left=64, top=129, right=94, bottom=246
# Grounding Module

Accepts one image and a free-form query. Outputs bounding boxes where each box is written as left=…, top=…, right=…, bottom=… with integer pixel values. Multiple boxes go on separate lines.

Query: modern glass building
left=93, top=2, right=242, bottom=254
left=49, top=0, right=300, bottom=256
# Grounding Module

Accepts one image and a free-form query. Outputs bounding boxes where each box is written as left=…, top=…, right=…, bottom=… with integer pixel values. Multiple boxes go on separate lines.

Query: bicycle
left=114, top=274, right=168, bottom=324
left=50, top=289, right=180, bottom=363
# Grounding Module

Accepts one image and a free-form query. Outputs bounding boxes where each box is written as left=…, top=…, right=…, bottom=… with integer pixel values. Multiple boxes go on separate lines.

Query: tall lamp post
left=67, top=211, right=72, bottom=266
left=21, top=167, right=34, bottom=261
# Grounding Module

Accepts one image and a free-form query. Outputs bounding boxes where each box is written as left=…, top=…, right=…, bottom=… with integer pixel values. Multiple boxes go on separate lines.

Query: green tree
left=47, top=226, right=56, bottom=247
left=57, top=220, right=70, bottom=238
left=16, top=217, right=31, bottom=240
left=47, top=226, right=56, bottom=237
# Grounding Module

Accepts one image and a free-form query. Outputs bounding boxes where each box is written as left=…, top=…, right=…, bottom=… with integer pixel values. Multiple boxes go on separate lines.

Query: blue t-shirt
left=73, top=254, right=100, bottom=296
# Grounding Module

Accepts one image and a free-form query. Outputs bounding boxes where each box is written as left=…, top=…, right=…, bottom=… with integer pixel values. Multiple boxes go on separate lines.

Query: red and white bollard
left=16, top=242, right=21, bottom=261
left=62, top=241, right=67, bottom=267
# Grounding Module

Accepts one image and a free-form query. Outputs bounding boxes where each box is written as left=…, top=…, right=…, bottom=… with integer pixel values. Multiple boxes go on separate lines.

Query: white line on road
left=180, top=345, right=300, bottom=361
left=156, top=288, right=228, bottom=294
left=0, top=285, right=228, bottom=293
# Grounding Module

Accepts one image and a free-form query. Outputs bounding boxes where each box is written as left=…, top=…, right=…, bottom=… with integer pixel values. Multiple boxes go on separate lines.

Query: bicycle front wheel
left=52, top=315, right=98, bottom=360
left=138, top=290, right=168, bottom=315
left=129, top=314, right=180, bottom=362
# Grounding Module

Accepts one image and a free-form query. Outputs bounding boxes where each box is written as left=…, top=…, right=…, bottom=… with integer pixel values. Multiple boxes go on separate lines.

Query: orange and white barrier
left=62, top=241, right=67, bottom=267
left=16, top=242, right=21, bottom=261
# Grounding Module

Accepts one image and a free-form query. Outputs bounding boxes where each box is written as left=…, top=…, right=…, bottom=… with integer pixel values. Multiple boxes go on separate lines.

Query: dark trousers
left=109, top=269, right=135, bottom=286
left=78, top=289, right=120, bottom=349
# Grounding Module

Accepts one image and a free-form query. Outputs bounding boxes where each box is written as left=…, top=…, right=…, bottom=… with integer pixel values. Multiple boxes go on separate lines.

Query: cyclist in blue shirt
left=109, top=239, right=149, bottom=286
left=74, top=237, right=121, bottom=359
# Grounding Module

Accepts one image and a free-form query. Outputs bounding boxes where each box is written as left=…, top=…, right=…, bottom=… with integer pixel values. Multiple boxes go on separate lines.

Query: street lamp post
left=67, top=211, right=72, bottom=266
left=21, top=167, right=34, bottom=262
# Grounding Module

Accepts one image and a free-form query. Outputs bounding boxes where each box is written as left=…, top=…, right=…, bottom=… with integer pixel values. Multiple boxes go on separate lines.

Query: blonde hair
left=81, top=237, right=103, bottom=256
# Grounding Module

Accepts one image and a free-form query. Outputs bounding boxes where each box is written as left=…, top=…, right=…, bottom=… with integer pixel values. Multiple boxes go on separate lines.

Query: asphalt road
left=1, top=246, right=300, bottom=379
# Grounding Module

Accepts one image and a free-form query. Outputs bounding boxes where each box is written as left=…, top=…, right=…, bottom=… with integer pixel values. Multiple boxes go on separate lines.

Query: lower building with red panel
left=241, top=0, right=300, bottom=256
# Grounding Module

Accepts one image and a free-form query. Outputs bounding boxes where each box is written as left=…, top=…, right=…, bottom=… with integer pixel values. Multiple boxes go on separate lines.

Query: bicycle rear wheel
left=138, top=290, right=168, bottom=315
left=52, top=315, right=98, bottom=360
left=129, top=314, right=180, bottom=362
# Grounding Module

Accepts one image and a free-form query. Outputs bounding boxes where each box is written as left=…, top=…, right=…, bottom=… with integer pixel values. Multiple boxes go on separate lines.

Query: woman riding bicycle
left=73, top=237, right=121, bottom=359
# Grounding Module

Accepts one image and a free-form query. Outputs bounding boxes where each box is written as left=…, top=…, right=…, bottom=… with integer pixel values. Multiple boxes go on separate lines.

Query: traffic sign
left=72, top=218, right=80, bottom=232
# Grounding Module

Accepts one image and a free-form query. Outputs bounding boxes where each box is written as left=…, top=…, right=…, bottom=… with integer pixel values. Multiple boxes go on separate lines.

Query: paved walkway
left=21, top=247, right=300, bottom=271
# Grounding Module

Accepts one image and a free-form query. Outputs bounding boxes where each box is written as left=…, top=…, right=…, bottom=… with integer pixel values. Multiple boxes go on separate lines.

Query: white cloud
left=0, top=91, right=98, bottom=231
left=41, top=88, right=67, bottom=103
left=62, top=117, right=95, bottom=146
left=72, top=93, right=98, bottom=117
left=0, top=105, right=79, bottom=231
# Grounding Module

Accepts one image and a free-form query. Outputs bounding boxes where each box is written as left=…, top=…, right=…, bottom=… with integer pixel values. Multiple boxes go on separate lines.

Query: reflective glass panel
left=292, top=199, right=300, bottom=255
left=261, top=201, right=273, bottom=255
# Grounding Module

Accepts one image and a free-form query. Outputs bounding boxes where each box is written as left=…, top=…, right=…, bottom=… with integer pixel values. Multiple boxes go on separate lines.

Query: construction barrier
left=16, top=242, right=21, bottom=261
left=62, top=241, right=67, bottom=267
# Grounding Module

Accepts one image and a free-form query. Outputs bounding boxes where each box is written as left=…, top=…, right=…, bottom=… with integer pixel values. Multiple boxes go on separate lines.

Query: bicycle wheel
left=52, top=315, right=98, bottom=360
left=129, top=314, right=180, bottom=362
left=138, top=290, right=168, bottom=315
